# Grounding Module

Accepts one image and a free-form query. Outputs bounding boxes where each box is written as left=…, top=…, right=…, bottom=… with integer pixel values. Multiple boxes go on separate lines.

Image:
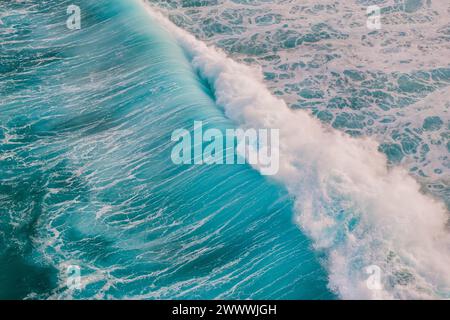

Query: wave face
left=0, top=0, right=332, bottom=299
left=142, top=3, right=450, bottom=299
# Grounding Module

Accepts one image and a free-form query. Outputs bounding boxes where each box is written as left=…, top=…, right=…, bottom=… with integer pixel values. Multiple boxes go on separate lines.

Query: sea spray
left=139, top=0, right=450, bottom=299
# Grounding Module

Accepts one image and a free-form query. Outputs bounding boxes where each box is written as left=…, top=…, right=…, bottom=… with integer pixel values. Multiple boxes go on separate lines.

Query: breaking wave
left=141, top=2, right=450, bottom=299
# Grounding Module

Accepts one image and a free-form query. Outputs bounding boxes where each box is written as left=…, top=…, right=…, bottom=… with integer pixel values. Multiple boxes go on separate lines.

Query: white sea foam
left=139, top=1, right=450, bottom=299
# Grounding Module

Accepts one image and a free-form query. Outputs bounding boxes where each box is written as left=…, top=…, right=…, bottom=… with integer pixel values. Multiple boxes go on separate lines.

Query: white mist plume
left=139, top=1, right=450, bottom=299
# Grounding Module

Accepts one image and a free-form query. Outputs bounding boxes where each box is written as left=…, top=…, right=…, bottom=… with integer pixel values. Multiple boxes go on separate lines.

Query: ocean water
left=152, top=0, right=450, bottom=205
left=0, top=0, right=449, bottom=300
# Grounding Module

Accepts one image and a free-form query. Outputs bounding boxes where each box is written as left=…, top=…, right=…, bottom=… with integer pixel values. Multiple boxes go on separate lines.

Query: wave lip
left=140, top=1, right=450, bottom=299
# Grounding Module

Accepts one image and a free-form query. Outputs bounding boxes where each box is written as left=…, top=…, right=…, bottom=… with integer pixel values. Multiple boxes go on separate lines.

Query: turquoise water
left=1, top=0, right=449, bottom=300
left=0, top=0, right=333, bottom=299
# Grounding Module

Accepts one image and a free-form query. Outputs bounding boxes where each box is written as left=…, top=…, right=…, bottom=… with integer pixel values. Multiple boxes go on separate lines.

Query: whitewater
left=140, top=2, right=450, bottom=299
